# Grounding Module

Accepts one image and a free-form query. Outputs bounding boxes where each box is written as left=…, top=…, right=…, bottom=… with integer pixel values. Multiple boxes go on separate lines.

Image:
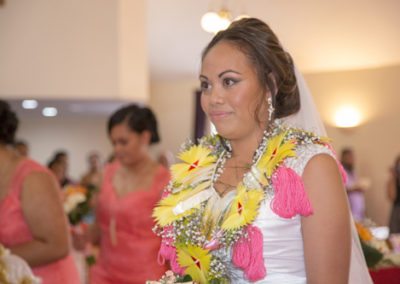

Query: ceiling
left=147, top=0, right=400, bottom=81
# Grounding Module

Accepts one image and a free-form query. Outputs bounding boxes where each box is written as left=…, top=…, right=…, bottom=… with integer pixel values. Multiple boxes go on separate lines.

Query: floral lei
left=153, top=122, right=329, bottom=283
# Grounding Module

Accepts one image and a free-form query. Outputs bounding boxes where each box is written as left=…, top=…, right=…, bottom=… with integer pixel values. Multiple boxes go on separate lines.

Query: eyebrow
left=199, top=69, right=241, bottom=80
left=218, top=70, right=241, bottom=77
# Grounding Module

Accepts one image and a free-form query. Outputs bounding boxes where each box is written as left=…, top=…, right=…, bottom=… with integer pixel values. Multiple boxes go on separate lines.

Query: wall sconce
left=333, top=106, right=362, bottom=128
left=201, top=1, right=248, bottom=34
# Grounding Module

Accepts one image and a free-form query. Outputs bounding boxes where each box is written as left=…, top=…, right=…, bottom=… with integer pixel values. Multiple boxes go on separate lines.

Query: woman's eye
left=223, top=78, right=237, bottom=87
left=200, top=81, right=211, bottom=92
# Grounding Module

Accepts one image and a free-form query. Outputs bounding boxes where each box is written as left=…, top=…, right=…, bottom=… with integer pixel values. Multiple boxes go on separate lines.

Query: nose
left=113, top=143, right=123, bottom=156
left=209, top=86, right=224, bottom=105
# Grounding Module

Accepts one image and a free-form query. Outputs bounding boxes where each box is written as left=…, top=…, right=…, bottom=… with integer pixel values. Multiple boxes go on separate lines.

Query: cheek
left=230, top=92, right=255, bottom=115
left=200, top=94, right=209, bottom=113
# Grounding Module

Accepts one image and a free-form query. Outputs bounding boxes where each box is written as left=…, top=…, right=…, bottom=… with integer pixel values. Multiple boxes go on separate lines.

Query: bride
left=153, top=17, right=372, bottom=283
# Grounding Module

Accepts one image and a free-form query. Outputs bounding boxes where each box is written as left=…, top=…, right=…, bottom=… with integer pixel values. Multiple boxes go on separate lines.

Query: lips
left=209, top=111, right=232, bottom=120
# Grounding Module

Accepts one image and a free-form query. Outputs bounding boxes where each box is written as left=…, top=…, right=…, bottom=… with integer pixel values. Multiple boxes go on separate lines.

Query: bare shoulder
left=302, top=152, right=347, bottom=215
left=303, top=153, right=341, bottom=178
left=302, top=152, right=348, bottom=216
left=22, top=171, right=61, bottom=199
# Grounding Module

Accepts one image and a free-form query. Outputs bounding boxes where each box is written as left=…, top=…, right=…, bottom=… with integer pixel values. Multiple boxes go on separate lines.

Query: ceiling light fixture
left=201, top=1, right=248, bottom=34
left=42, top=107, right=58, bottom=117
left=22, top=99, right=38, bottom=109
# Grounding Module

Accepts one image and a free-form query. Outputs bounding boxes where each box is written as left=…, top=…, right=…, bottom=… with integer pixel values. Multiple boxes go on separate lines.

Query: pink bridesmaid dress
left=90, top=162, right=169, bottom=284
left=0, top=159, right=80, bottom=284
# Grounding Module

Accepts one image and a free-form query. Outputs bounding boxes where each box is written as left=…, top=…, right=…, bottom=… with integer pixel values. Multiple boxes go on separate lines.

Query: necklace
left=153, top=122, right=326, bottom=283
left=214, top=180, right=236, bottom=197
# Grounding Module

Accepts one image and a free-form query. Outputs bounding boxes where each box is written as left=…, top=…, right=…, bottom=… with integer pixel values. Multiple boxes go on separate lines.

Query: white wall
left=17, top=116, right=112, bottom=182
left=149, top=78, right=198, bottom=155
left=0, top=0, right=148, bottom=101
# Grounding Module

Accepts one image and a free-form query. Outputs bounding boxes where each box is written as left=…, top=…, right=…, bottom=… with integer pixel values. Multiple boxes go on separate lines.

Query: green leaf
left=85, top=255, right=96, bottom=266
left=177, top=274, right=193, bottom=282
left=360, top=239, right=383, bottom=268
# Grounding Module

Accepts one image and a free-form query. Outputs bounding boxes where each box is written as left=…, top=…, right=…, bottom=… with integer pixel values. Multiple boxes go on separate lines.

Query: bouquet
left=63, top=184, right=98, bottom=266
left=63, top=184, right=97, bottom=225
left=356, top=221, right=393, bottom=268
left=0, top=244, right=41, bottom=284
left=146, top=271, right=194, bottom=284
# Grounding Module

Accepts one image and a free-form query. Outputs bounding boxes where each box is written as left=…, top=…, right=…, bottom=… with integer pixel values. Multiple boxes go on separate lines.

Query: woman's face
left=109, top=123, right=148, bottom=166
left=200, top=41, right=270, bottom=141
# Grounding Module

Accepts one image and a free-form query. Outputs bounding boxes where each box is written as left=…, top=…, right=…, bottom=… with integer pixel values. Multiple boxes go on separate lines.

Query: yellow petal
left=153, top=189, right=195, bottom=226
left=171, top=145, right=216, bottom=184
left=177, top=245, right=211, bottom=283
left=221, top=185, right=264, bottom=230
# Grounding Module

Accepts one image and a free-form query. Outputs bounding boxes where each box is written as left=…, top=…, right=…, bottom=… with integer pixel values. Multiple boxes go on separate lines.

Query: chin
left=213, top=127, right=235, bottom=140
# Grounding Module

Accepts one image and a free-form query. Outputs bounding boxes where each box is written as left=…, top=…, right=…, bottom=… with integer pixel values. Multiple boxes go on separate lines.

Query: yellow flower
left=153, top=189, right=195, bottom=226
left=177, top=245, right=211, bottom=284
left=171, top=145, right=216, bottom=184
left=221, top=184, right=264, bottom=230
left=257, top=131, right=296, bottom=181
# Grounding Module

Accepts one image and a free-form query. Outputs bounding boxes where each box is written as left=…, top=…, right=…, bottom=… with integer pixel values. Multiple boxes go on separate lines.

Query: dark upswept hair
left=107, top=104, right=160, bottom=144
left=201, top=17, right=300, bottom=119
left=0, top=100, right=19, bottom=145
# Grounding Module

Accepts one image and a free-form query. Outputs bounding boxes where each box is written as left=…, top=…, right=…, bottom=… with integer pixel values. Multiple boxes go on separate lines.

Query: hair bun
left=0, top=100, right=19, bottom=145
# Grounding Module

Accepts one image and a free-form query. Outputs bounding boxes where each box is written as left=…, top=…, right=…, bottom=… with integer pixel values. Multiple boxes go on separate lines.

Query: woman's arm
left=301, top=154, right=351, bottom=284
left=9, top=171, right=70, bottom=267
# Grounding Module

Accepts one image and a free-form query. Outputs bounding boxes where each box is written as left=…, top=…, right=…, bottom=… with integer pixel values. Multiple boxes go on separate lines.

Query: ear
left=267, top=72, right=278, bottom=97
left=140, top=130, right=152, bottom=145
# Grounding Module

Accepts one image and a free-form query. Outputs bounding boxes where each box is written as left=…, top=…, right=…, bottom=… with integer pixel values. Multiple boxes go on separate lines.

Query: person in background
left=387, top=155, right=400, bottom=233
left=87, top=104, right=169, bottom=283
left=80, top=151, right=102, bottom=190
left=48, top=150, right=74, bottom=188
left=0, top=100, right=80, bottom=284
left=14, top=140, right=29, bottom=157
left=152, top=18, right=372, bottom=283
left=48, top=159, right=67, bottom=188
left=341, top=148, right=367, bottom=221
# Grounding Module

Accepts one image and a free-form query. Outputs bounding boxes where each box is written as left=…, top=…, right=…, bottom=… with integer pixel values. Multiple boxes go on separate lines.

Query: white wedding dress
left=211, top=143, right=373, bottom=283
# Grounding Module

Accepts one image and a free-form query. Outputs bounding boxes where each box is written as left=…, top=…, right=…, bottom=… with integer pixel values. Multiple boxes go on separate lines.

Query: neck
left=0, top=145, right=15, bottom=160
left=123, top=154, right=154, bottom=174
left=228, top=128, right=265, bottom=164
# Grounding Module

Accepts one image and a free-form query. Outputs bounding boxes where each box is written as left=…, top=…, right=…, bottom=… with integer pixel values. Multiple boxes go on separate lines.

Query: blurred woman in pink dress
left=0, top=100, right=80, bottom=284
left=89, top=104, right=169, bottom=284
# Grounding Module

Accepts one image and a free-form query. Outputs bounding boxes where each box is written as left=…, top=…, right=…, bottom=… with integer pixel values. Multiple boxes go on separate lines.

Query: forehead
left=201, top=41, right=254, bottom=73
left=110, top=123, right=134, bottom=136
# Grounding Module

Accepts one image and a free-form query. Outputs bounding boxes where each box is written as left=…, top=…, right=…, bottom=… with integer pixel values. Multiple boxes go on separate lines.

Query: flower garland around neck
left=152, top=122, right=329, bottom=283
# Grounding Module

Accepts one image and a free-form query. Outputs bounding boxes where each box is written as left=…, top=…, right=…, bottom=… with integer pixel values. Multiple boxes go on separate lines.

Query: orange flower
left=64, top=185, right=87, bottom=198
left=355, top=222, right=373, bottom=241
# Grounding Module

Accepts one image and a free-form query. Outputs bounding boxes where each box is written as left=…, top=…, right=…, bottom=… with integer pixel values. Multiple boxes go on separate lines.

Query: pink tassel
left=271, top=166, right=313, bottom=218
left=158, top=226, right=185, bottom=275
left=232, top=225, right=266, bottom=281
left=158, top=241, right=185, bottom=274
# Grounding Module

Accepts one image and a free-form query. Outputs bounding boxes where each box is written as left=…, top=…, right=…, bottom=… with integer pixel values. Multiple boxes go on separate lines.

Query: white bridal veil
left=282, top=67, right=373, bottom=284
